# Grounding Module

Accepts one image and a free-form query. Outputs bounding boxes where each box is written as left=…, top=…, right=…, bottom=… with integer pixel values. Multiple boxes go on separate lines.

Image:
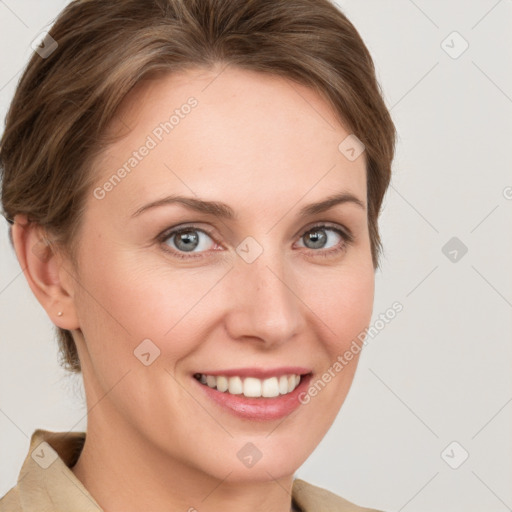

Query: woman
left=0, top=0, right=396, bottom=510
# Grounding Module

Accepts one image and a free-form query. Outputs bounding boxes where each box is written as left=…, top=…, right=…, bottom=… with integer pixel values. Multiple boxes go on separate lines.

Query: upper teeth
left=196, top=374, right=301, bottom=398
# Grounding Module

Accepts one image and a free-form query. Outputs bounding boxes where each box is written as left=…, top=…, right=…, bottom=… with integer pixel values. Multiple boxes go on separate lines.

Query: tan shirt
left=0, top=429, right=383, bottom=512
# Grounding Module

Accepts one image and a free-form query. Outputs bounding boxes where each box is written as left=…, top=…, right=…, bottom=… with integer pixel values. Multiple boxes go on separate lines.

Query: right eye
left=159, top=225, right=221, bottom=259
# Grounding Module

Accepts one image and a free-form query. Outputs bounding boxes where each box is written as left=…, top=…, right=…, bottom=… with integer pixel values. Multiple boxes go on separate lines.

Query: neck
left=71, top=402, right=297, bottom=512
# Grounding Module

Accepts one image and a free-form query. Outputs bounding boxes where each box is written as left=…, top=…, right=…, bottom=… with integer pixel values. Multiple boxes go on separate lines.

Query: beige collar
left=13, top=428, right=374, bottom=512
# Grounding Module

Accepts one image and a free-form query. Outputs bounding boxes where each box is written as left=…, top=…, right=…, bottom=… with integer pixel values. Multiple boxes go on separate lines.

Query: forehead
left=91, top=65, right=367, bottom=215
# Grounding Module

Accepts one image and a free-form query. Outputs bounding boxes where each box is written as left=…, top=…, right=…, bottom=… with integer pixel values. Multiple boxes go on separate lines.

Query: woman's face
left=68, top=65, right=374, bottom=481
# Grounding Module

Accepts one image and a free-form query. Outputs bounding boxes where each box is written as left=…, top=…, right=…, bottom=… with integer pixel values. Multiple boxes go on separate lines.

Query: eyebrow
left=130, top=191, right=366, bottom=219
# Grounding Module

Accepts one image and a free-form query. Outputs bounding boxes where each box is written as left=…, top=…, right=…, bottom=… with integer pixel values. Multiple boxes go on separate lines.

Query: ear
left=10, top=214, right=80, bottom=331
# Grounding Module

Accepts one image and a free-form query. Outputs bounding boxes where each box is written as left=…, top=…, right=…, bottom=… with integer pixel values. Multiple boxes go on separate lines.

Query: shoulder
left=0, top=428, right=89, bottom=512
left=292, top=478, right=385, bottom=512
left=0, top=485, right=22, bottom=512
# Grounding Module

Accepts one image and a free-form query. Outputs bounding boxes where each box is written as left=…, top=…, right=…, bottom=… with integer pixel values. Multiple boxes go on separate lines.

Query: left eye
left=296, top=225, right=345, bottom=251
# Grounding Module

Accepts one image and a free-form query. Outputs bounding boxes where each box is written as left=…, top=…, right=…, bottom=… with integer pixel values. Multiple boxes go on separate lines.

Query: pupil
left=176, top=230, right=199, bottom=251
left=306, top=229, right=326, bottom=249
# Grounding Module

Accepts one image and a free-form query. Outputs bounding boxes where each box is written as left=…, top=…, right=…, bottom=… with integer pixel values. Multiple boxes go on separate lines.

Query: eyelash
left=157, top=222, right=354, bottom=261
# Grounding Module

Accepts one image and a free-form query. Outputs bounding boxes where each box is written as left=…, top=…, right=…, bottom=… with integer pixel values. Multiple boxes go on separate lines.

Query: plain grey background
left=1, top=1, right=511, bottom=511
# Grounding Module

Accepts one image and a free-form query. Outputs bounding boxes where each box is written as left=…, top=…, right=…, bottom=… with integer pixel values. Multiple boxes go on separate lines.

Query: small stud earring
left=57, top=311, right=63, bottom=317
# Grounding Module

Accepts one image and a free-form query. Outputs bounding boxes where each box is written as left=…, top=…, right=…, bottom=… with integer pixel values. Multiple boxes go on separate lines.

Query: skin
left=12, top=63, right=374, bottom=512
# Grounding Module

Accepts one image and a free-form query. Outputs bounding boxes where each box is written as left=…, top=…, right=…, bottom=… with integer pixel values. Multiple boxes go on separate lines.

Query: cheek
left=73, top=246, right=228, bottom=364
left=301, top=261, right=375, bottom=353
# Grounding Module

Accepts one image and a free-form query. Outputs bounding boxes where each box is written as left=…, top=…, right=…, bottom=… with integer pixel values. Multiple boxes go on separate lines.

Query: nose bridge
left=226, top=240, right=302, bottom=344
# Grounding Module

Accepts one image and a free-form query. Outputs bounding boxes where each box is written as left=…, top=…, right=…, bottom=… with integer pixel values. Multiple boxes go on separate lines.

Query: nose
left=223, top=246, right=304, bottom=348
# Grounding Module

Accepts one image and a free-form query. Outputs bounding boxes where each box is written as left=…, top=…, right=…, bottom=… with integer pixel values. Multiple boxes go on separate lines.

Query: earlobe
left=11, top=214, right=80, bottom=331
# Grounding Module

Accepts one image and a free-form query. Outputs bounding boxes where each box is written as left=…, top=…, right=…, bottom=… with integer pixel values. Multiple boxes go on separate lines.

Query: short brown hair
left=0, top=0, right=396, bottom=373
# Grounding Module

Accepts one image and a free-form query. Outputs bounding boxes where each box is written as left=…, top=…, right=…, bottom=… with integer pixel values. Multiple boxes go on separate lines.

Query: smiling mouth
left=193, top=372, right=309, bottom=398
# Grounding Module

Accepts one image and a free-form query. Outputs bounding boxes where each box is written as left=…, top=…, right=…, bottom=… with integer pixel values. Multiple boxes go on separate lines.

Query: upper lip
left=194, top=367, right=312, bottom=379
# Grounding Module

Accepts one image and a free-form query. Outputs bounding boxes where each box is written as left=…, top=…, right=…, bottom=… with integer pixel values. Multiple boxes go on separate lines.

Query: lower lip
left=193, top=374, right=313, bottom=421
